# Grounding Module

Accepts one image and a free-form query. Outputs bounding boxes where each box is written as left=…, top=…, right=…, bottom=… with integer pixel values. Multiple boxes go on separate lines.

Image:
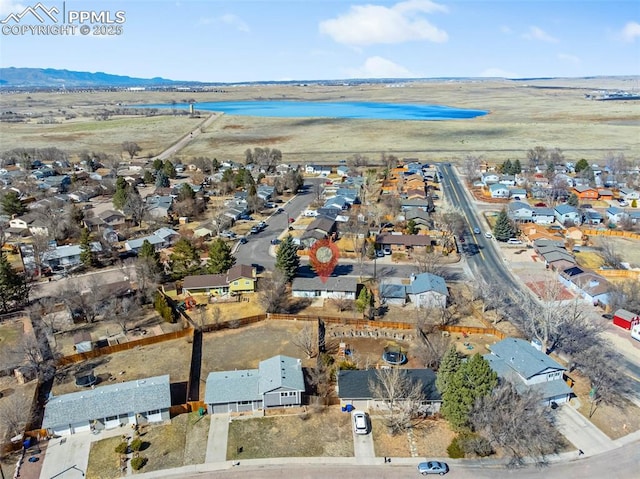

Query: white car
left=484, top=232, right=493, bottom=239
left=352, top=411, right=369, bottom=434
left=507, top=238, right=523, bottom=244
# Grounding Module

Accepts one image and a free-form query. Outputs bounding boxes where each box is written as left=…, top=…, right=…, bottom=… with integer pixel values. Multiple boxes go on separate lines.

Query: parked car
left=288, top=217, right=295, bottom=223
left=383, top=246, right=392, bottom=255
left=276, top=207, right=285, bottom=213
left=239, top=214, right=253, bottom=220
left=265, top=202, right=277, bottom=208
left=507, top=238, right=523, bottom=244
left=238, top=237, right=248, bottom=244
left=270, top=238, right=280, bottom=245
left=257, top=221, right=267, bottom=229
left=473, top=227, right=481, bottom=234
left=249, top=226, right=260, bottom=234
left=352, top=411, right=369, bottom=435
left=220, top=231, right=235, bottom=238
left=376, top=249, right=385, bottom=258
left=417, top=461, right=449, bottom=475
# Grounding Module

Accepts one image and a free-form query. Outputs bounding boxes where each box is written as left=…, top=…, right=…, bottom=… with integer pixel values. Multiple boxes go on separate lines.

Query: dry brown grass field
left=2, top=77, right=638, bottom=164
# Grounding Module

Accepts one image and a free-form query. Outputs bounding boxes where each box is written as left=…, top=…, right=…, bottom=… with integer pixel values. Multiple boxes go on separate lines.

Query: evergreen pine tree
left=355, top=287, right=372, bottom=315
left=441, top=354, right=498, bottom=430
left=574, top=159, right=589, bottom=173
left=512, top=159, right=522, bottom=174
left=155, top=170, right=170, bottom=188
left=407, top=219, right=418, bottom=235
left=275, top=235, right=300, bottom=282
left=502, top=159, right=513, bottom=175
left=567, top=193, right=579, bottom=207
left=112, top=176, right=129, bottom=210
left=0, top=252, right=29, bottom=313
left=0, top=191, right=27, bottom=216
left=169, top=238, right=201, bottom=279
left=139, top=239, right=161, bottom=271
left=79, top=227, right=95, bottom=267
left=163, top=160, right=177, bottom=179
left=206, top=238, right=236, bottom=274
left=493, top=208, right=515, bottom=242
left=436, top=345, right=463, bottom=395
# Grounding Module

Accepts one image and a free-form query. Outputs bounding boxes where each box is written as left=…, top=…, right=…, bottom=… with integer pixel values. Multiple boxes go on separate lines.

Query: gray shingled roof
left=292, top=276, right=358, bottom=293
left=337, top=369, right=440, bottom=401
left=204, top=355, right=304, bottom=405
left=488, top=338, right=566, bottom=379
left=42, top=375, right=171, bottom=429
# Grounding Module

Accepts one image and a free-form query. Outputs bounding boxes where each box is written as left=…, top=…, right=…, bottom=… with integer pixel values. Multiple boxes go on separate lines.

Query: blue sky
left=1, top=0, right=639, bottom=82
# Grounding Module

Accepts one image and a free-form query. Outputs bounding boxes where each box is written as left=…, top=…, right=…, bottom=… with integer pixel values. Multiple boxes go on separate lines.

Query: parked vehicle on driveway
left=507, top=238, right=523, bottom=244
left=352, top=411, right=369, bottom=434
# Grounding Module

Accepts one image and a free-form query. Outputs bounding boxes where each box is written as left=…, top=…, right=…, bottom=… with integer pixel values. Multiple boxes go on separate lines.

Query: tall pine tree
left=206, top=238, right=236, bottom=274
left=493, top=208, right=516, bottom=242
left=436, top=345, right=463, bottom=395
left=441, top=354, right=498, bottom=430
left=275, top=235, right=300, bottom=283
left=0, top=252, right=29, bottom=313
left=79, top=227, right=95, bottom=267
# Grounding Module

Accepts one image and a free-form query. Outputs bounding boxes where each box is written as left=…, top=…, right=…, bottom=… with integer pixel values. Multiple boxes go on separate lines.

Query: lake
left=134, top=100, right=487, bottom=121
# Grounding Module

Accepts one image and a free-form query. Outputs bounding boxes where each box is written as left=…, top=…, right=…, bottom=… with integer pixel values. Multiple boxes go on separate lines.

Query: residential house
left=301, top=216, right=338, bottom=247
left=256, top=185, right=275, bottom=201
left=291, top=276, right=358, bottom=300
left=532, top=207, right=556, bottom=225
left=565, top=226, right=586, bottom=245
left=375, top=233, right=433, bottom=254
left=606, top=206, right=628, bottom=225
left=41, top=242, right=103, bottom=270
left=619, top=188, right=639, bottom=202
left=125, top=227, right=180, bottom=253
left=597, top=189, right=614, bottom=201
left=336, top=165, right=350, bottom=177
left=182, top=264, right=256, bottom=296
left=323, top=196, right=350, bottom=211
left=498, top=175, right=516, bottom=187
left=509, top=188, right=528, bottom=200
left=572, top=186, right=599, bottom=201
left=508, top=201, right=534, bottom=223
left=400, top=198, right=431, bottom=211
left=42, top=375, right=171, bottom=436
left=481, top=172, right=500, bottom=185
left=406, top=272, right=448, bottom=309
left=98, top=210, right=126, bottom=229
left=582, top=209, right=604, bottom=225
left=404, top=208, right=433, bottom=229
left=305, top=165, right=332, bottom=176
left=337, top=369, right=441, bottom=414
left=489, top=183, right=510, bottom=198
left=559, top=266, right=611, bottom=306
left=41, top=175, right=71, bottom=193
left=485, top=338, right=572, bottom=405
left=554, top=204, right=581, bottom=225
left=146, top=195, right=174, bottom=219
left=378, top=281, right=408, bottom=306
left=205, top=355, right=305, bottom=414
left=8, top=213, right=49, bottom=236
left=534, top=244, right=576, bottom=271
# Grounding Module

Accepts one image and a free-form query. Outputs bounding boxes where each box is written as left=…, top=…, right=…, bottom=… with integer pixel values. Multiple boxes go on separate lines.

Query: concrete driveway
left=38, top=433, right=91, bottom=479
left=554, top=402, right=615, bottom=457
left=352, top=418, right=376, bottom=464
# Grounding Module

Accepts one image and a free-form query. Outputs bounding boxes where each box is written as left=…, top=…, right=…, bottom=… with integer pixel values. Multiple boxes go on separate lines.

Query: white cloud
left=557, top=53, right=581, bottom=65
left=0, top=0, right=25, bottom=16
left=319, top=0, right=448, bottom=46
left=198, top=13, right=249, bottom=32
left=500, top=25, right=513, bottom=35
left=620, top=21, right=640, bottom=42
left=347, top=56, right=414, bottom=78
left=522, top=26, right=558, bottom=43
left=479, top=68, right=519, bottom=78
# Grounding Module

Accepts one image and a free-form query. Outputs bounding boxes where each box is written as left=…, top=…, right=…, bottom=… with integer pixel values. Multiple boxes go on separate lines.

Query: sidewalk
left=554, top=402, right=616, bottom=457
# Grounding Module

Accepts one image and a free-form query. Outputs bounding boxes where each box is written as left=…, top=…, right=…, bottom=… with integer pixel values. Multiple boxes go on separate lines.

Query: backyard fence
left=266, top=313, right=415, bottom=330
left=583, top=228, right=640, bottom=240
left=57, top=327, right=194, bottom=366
left=440, top=324, right=507, bottom=339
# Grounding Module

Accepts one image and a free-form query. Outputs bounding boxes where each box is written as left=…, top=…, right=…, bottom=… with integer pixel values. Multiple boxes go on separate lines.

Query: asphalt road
left=164, top=439, right=639, bottom=479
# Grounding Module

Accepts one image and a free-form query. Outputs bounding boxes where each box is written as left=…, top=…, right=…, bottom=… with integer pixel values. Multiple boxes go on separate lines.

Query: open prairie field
left=1, top=77, right=638, bottom=164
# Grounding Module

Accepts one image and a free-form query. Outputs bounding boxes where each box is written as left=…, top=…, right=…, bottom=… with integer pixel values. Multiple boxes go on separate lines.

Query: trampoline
left=382, top=347, right=407, bottom=365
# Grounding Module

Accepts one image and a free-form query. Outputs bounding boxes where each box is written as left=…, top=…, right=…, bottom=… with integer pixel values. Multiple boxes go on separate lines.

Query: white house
left=291, top=276, right=357, bottom=300
left=619, top=188, right=639, bottom=202
left=559, top=266, right=611, bottom=306
left=489, top=183, right=510, bottom=198
left=606, top=206, right=628, bottom=224
left=554, top=204, right=581, bottom=225
left=532, top=207, right=556, bottom=225
left=8, top=213, right=49, bottom=236
left=42, top=375, right=171, bottom=436
left=485, top=338, right=573, bottom=405
left=41, top=242, right=102, bottom=269
left=481, top=172, right=500, bottom=185
left=305, top=165, right=332, bottom=176
left=508, top=201, right=534, bottom=222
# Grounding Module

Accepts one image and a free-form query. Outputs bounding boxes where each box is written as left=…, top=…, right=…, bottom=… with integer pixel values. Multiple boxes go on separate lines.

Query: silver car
left=417, top=461, right=449, bottom=475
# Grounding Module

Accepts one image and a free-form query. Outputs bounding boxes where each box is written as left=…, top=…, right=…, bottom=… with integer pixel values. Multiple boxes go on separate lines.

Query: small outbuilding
left=613, top=309, right=640, bottom=330
left=73, top=331, right=93, bottom=353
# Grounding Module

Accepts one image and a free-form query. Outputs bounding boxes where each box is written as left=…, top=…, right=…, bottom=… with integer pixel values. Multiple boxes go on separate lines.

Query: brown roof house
left=376, top=233, right=434, bottom=254
left=182, top=264, right=256, bottom=296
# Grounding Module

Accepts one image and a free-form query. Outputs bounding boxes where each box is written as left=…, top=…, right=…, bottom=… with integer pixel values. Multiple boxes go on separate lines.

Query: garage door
left=52, top=425, right=71, bottom=436
left=147, top=409, right=162, bottom=423
left=71, top=421, right=90, bottom=434
left=105, top=416, right=120, bottom=429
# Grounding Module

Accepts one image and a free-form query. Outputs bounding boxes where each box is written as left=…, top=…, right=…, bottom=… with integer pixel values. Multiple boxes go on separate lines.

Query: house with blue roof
left=606, top=206, right=628, bottom=224
left=485, top=338, right=573, bottom=405
left=205, top=355, right=305, bottom=414
left=554, top=204, right=581, bottom=225
left=42, top=375, right=171, bottom=436
left=508, top=201, right=534, bottom=222
left=125, top=227, right=180, bottom=253
left=41, top=242, right=102, bottom=270
left=489, top=183, right=510, bottom=198
left=379, top=273, right=448, bottom=309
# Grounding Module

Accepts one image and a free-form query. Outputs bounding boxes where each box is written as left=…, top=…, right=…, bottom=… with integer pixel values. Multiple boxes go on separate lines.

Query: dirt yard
left=86, top=436, right=123, bottom=479
left=372, top=416, right=455, bottom=458
left=0, top=318, right=25, bottom=370
left=200, top=321, right=317, bottom=377
left=227, top=407, right=354, bottom=459
left=52, top=337, right=193, bottom=396
left=0, top=376, right=38, bottom=443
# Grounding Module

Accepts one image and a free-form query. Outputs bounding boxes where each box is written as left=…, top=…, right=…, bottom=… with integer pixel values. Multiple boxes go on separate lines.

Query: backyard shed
left=613, top=309, right=640, bottom=330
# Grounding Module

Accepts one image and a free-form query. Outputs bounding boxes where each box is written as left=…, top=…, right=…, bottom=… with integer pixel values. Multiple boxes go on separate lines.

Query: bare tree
left=0, top=393, right=34, bottom=442
left=470, top=382, right=564, bottom=468
left=292, top=323, right=317, bottom=359
left=434, top=204, right=465, bottom=252
left=122, top=141, right=142, bottom=160
left=414, top=330, right=449, bottom=369
left=369, top=368, right=428, bottom=434
left=608, top=279, right=640, bottom=313
left=461, top=155, right=482, bottom=182
left=596, top=239, right=623, bottom=269
left=210, top=305, right=222, bottom=325
left=258, top=273, right=288, bottom=313
left=413, top=249, right=445, bottom=276
left=58, top=276, right=106, bottom=323
left=307, top=355, right=334, bottom=404
left=328, top=298, right=353, bottom=312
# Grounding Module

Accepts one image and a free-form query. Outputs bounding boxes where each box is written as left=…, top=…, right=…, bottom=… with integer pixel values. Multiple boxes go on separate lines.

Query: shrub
left=461, top=433, right=493, bottom=457
left=447, top=436, right=465, bottom=459
left=114, top=442, right=128, bottom=454
left=130, top=456, right=147, bottom=471
left=130, top=438, right=143, bottom=452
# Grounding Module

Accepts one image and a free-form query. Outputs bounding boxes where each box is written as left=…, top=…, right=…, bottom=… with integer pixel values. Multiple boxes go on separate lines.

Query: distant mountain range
left=0, top=67, right=191, bottom=88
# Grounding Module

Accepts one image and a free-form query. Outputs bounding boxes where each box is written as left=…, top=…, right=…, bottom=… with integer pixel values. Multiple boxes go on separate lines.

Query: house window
left=280, top=391, right=296, bottom=397
left=148, top=409, right=160, bottom=415
left=234, top=281, right=238, bottom=286
left=239, top=400, right=252, bottom=405
left=314, top=290, right=321, bottom=297
left=106, top=415, right=118, bottom=422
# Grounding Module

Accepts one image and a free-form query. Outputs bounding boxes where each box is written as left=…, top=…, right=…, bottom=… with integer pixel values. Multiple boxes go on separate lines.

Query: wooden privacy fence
left=266, top=313, right=415, bottom=330
left=597, top=269, right=640, bottom=279
left=582, top=229, right=640, bottom=240
left=57, top=327, right=194, bottom=366
left=440, top=324, right=507, bottom=339
left=200, top=314, right=266, bottom=333
left=169, top=401, right=206, bottom=417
